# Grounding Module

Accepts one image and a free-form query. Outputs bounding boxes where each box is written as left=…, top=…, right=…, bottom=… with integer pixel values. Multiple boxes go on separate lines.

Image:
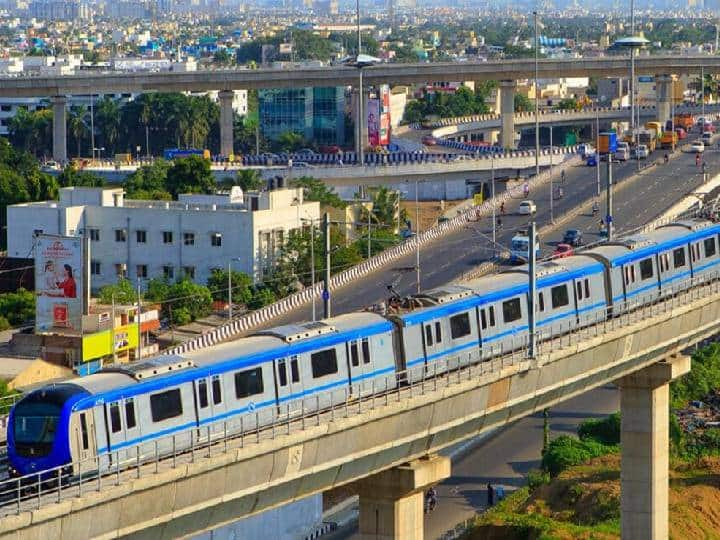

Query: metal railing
left=1, top=267, right=719, bottom=518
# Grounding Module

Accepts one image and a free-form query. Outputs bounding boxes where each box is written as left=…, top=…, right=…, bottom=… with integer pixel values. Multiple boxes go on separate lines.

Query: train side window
left=235, top=367, right=264, bottom=398
left=278, top=358, right=288, bottom=387
left=639, top=258, right=654, bottom=280
left=350, top=341, right=359, bottom=367
left=290, top=355, right=300, bottom=383
left=584, top=279, right=590, bottom=298
left=435, top=322, right=442, bottom=343
left=489, top=306, right=496, bottom=326
left=576, top=281, right=583, bottom=301
left=361, top=337, right=371, bottom=364
left=79, top=413, right=89, bottom=450
left=125, top=398, right=136, bottom=429
left=538, top=292, right=545, bottom=312
left=705, top=237, right=717, bottom=258
left=109, top=402, right=121, bottom=433
left=450, top=312, right=471, bottom=339
left=630, top=265, right=636, bottom=283
left=198, top=378, right=209, bottom=408
left=502, top=298, right=522, bottom=323
left=311, top=348, right=338, bottom=378
left=480, top=309, right=487, bottom=330
left=150, top=389, right=183, bottom=422
left=551, top=285, right=569, bottom=308
left=624, top=266, right=629, bottom=285
left=212, top=375, right=223, bottom=405
left=425, top=325, right=434, bottom=346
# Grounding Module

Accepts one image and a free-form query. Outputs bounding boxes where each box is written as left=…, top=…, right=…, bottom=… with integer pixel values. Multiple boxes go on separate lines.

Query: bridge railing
left=2, top=267, right=720, bottom=517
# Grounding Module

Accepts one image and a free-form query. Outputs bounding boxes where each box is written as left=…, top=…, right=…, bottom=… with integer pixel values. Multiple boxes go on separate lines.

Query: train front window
left=13, top=401, right=61, bottom=457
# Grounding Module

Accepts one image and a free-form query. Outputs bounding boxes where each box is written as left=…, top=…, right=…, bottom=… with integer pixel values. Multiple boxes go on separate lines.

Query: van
left=614, top=147, right=629, bottom=161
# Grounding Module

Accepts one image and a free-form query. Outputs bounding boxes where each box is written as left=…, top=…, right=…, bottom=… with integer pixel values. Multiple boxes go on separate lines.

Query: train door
left=194, top=377, right=221, bottom=436
left=274, top=355, right=304, bottom=415
left=573, top=277, right=594, bottom=327
left=105, top=400, right=131, bottom=464
left=70, top=410, right=97, bottom=475
left=422, top=319, right=446, bottom=373
left=346, top=339, right=373, bottom=396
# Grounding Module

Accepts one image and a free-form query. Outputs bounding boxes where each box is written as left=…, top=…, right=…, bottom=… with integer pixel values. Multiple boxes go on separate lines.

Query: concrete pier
left=219, top=90, right=234, bottom=158
left=499, top=80, right=517, bottom=149
left=655, top=74, right=674, bottom=129
left=617, top=354, right=690, bottom=540
left=51, top=95, right=67, bottom=163
left=356, top=455, right=450, bottom=540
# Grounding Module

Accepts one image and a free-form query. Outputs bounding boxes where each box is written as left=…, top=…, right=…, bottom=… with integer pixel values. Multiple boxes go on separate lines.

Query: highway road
left=264, top=139, right=720, bottom=329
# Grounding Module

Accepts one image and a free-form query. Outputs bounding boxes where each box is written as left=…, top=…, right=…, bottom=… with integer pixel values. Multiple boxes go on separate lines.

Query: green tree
left=213, top=49, right=234, bottom=66
left=557, top=97, right=579, bottom=111
left=95, top=96, right=121, bottom=153
left=514, top=93, right=533, bottom=113
left=541, top=435, right=615, bottom=477
left=233, top=169, right=265, bottom=192
left=165, top=155, right=215, bottom=198
left=67, top=104, right=88, bottom=158
left=98, top=278, right=137, bottom=305
left=248, top=286, right=276, bottom=310
left=0, top=288, right=35, bottom=326
left=56, top=165, right=105, bottom=188
left=207, top=268, right=253, bottom=305
left=123, top=160, right=172, bottom=199
left=578, top=413, right=621, bottom=446
left=291, top=176, right=345, bottom=208
left=277, top=131, right=305, bottom=152
left=164, top=279, right=213, bottom=324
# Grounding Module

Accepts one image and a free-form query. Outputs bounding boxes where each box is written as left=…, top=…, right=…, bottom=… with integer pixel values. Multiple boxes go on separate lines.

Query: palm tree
left=67, top=105, right=88, bottom=158
left=138, top=94, right=156, bottom=156
left=96, top=97, right=120, bottom=153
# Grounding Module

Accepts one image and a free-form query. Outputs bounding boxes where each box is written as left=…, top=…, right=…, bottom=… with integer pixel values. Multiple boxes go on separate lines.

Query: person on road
left=664, top=153, right=669, bottom=164
left=500, top=201, right=505, bottom=215
left=592, top=200, right=599, bottom=215
left=599, top=218, right=605, bottom=233
left=703, top=161, right=708, bottom=175
left=523, top=183, right=530, bottom=197
left=696, top=153, right=701, bottom=167
left=497, top=217, right=503, bottom=231
left=560, top=170, right=566, bottom=184
left=425, top=487, right=438, bottom=513
left=487, top=483, right=494, bottom=507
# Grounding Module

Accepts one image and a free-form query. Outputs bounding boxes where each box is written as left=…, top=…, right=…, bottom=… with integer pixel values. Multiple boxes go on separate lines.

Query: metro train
left=8, top=218, right=720, bottom=478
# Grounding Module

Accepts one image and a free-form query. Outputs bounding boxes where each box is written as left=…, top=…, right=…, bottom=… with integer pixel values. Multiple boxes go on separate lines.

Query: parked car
left=577, top=144, right=595, bottom=158
left=689, top=140, right=705, bottom=153
left=704, top=123, right=717, bottom=133
left=631, top=144, right=649, bottom=159
left=586, top=154, right=598, bottom=167
left=702, top=132, right=713, bottom=144
left=517, top=200, right=537, bottom=215
left=552, top=243, right=574, bottom=258
left=563, top=229, right=583, bottom=247
left=422, top=135, right=437, bottom=146
left=614, top=147, right=629, bottom=161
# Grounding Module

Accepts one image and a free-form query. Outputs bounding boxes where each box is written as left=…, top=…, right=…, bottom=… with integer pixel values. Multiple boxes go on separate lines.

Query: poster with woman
left=35, top=235, right=83, bottom=332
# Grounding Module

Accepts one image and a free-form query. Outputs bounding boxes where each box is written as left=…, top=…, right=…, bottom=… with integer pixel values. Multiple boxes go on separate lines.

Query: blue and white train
left=8, top=218, right=720, bottom=477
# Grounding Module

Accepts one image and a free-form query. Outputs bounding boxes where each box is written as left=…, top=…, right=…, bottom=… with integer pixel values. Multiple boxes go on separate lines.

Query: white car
left=689, top=140, right=705, bottom=153
left=517, top=200, right=537, bottom=215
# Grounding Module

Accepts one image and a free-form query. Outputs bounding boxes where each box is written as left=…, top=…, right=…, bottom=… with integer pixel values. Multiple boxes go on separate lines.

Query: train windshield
left=12, top=385, right=83, bottom=458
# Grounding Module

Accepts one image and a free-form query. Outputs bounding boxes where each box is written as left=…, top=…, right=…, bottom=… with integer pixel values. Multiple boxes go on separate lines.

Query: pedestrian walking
left=487, top=483, right=494, bottom=507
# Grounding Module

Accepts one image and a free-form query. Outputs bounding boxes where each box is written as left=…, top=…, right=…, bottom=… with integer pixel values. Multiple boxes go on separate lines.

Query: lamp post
left=549, top=124, right=553, bottom=224
left=534, top=10, right=540, bottom=178
left=415, top=180, right=420, bottom=293
left=596, top=106, right=601, bottom=196
left=491, top=153, right=496, bottom=247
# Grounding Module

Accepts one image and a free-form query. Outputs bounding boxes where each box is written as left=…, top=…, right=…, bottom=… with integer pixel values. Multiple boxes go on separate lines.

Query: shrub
left=542, top=436, right=614, bottom=477
left=248, top=287, right=276, bottom=310
left=527, top=469, right=550, bottom=490
left=578, top=413, right=621, bottom=445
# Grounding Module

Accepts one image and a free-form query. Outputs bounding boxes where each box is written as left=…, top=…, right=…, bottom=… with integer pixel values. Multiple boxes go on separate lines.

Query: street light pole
left=534, top=10, right=540, bottom=178
left=310, top=220, right=316, bottom=322
left=606, top=155, right=614, bottom=241
left=90, top=93, right=95, bottom=160
left=596, top=106, right=601, bottom=196
left=528, top=220, right=537, bottom=358
left=322, top=212, right=331, bottom=319
left=491, top=154, right=496, bottom=246
left=702, top=65, right=706, bottom=121
left=549, top=124, right=554, bottom=224
left=415, top=180, right=420, bottom=294
left=227, top=261, right=232, bottom=321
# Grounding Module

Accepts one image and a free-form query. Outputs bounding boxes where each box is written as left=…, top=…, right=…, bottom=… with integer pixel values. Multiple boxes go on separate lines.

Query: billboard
left=35, top=235, right=83, bottom=333
left=379, top=84, right=391, bottom=146
left=367, top=99, right=380, bottom=147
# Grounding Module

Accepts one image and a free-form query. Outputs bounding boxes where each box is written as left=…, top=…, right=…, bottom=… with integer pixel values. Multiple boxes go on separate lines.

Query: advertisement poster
left=367, top=99, right=380, bottom=147
left=379, top=85, right=391, bottom=146
left=35, top=235, right=83, bottom=333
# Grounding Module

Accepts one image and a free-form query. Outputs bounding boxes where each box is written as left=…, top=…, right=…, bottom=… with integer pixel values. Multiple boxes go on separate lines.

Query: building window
left=115, top=263, right=127, bottom=278
left=163, top=265, right=174, bottom=279
left=163, top=231, right=173, bottom=244
left=136, top=265, right=147, bottom=278
left=673, top=248, right=686, bottom=268
left=0, top=105, right=11, bottom=112
left=183, top=232, right=195, bottom=246
left=211, top=233, right=222, bottom=247
left=136, top=230, right=147, bottom=243
left=90, top=260, right=101, bottom=275
left=311, top=348, right=338, bottom=378
left=182, top=266, right=195, bottom=279
left=115, top=229, right=127, bottom=242
left=149, top=389, right=183, bottom=422
left=234, top=368, right=264, bottom=398
left=88, top=228, right=100, bottom=241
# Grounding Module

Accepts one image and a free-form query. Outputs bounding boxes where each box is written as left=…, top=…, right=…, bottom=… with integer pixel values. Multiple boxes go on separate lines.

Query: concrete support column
left=356, top=455, right=450, bottom=540
left=617, top=355, right=690, bottom=540
left=219, top=90, right=234, bottom=158
left=655, top=74, right=674, bottom=128
left=51, top=95, right=67, bottom=164
left=499, top=80, right=517, bottom=149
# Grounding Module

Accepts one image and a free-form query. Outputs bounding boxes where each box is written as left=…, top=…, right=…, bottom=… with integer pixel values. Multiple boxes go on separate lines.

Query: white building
left=7, top=186, right=319, bottom=289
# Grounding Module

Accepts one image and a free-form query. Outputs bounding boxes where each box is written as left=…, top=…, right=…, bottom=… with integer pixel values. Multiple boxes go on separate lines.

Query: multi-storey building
left=7, top=186, right=319, bottom=288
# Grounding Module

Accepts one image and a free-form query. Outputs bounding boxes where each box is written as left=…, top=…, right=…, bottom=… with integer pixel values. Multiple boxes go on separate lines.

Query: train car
left=8, top=314, right=396, bottom=477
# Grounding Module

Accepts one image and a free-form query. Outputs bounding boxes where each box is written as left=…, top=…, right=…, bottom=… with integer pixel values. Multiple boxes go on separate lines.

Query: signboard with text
left=35, top=235, right=83, bottom=333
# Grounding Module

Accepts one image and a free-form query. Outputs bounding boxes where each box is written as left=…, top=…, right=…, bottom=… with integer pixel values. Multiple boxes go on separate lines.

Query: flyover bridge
left=5, top=266, right=720, bottom=540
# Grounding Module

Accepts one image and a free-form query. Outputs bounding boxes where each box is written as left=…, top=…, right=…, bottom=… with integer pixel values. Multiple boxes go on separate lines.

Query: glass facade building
left=259, top=87, right=345, bottom=146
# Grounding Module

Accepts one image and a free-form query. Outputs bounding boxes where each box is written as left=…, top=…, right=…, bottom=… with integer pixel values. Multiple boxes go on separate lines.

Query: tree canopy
left=403, top=86, right=492, bottom=123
